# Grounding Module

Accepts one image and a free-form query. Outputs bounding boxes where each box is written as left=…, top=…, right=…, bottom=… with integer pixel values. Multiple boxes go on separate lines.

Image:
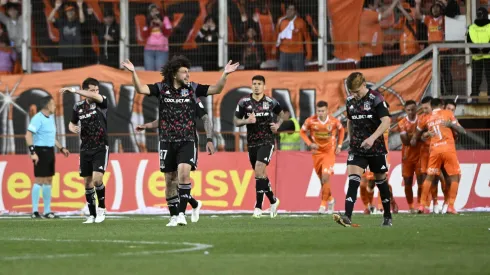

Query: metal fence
left=3, top=128, right=489, bottom=155
left=0, top=0, right=472, bottom=73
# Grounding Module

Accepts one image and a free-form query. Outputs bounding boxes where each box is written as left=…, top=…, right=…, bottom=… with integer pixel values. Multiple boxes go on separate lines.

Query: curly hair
left=160, top=55, right=191, bottom=83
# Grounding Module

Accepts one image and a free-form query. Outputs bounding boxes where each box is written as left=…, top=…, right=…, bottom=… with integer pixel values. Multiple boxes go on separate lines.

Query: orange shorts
left=419, top=149, right=430, bottom=174
left=312, top=152, right=335, bottom=177
left=427, top=151, right=460, bottom=176
left=364, top=171, right=374, bottom=181
left=402, top=160, right=421, bottom=178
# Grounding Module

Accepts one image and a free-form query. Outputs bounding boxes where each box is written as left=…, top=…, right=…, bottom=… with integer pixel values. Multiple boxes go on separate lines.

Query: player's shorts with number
left=312, top=151, right=335, bottom=177
left=248, top=144, right=274, bottom=169
left=427, top=150, right=460, bottom=176
left=159, top=141, right=196, bottom=173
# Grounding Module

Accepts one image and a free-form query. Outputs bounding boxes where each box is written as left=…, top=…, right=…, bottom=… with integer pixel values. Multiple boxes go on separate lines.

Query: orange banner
left=0, top=63, right=431, bottom=153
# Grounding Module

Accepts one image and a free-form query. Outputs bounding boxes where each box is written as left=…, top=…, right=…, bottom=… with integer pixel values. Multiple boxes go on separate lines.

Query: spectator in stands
left=88, top=9, right=119, bottom=68
left=275, top=4, right=311, bottom=72
left=48, top=0, right=85, bottom=70
left=359, top=0, right=399, bottom=69
left=394, top=2, right=420, bottom=62
left=0, top=1, right=22, bottom=55
left=467, top=7, right=490, bottom=98
left=143, top=4, right=172, bottom=71
left=415, top=0, right=453, bottom=95
left=0, top=33, right=16, bottom=74
left=195, top=15, right=219, bottom=71
left=241, top=27, right=265, bottom=70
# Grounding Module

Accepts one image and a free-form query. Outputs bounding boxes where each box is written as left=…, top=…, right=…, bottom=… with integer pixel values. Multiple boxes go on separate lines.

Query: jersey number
left=159, top=149, right=168, bottom=160
left=431, top=125, right=443, bottom=140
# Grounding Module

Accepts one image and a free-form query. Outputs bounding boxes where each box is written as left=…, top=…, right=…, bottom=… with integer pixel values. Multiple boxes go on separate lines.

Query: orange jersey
left=398, top=116, right=421, bottom=163
left=300, top=115, right=345, bottom=154
left=423, top=15, right=447, bottom=51
left=359, top=10, right=384, bottom=57
left=395, top=10, right=420, bottom=55
left=417, top=109, right=458, bottom=154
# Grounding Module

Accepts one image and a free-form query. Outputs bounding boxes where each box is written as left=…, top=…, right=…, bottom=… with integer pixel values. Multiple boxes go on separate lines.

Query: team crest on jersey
left=90, top=103, right=96, bottom=109
left=327, top=124, right=332, bottom=131
left=263, top=102, right=269, bottom=110
left=180, top=89, right=189, bottom=97
left=247, top=105, right=252, bottom=109
left=363, top=102, right=371, bottom=111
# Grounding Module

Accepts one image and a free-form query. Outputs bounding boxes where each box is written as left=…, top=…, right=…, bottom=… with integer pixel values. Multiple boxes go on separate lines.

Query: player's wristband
left=337, top=145, right=342, bottom=148
left=206, top=138, right=213, bottom=142
left=28, top=145, right=35, bottom=155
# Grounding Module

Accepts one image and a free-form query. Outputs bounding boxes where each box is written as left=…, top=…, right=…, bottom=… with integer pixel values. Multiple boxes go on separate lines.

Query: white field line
left=0, top=238, right=213, bottom=261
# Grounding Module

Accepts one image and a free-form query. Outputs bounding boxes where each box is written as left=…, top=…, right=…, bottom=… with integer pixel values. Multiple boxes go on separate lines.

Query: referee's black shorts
left=33, top=146, right=55, bottom=177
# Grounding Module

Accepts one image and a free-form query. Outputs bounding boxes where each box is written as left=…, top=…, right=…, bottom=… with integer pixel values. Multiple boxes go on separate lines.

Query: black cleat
left=31, top=212, right=43, bottom=219
left=43, top=212, right=60, bottom=219
left=382, top=217, right=392, bottom=227
left=333, top=212, right=352, bottom=227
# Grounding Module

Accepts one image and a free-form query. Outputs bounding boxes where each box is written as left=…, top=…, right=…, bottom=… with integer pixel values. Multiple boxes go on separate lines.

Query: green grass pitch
left=0, top=213, right=489, bottom=275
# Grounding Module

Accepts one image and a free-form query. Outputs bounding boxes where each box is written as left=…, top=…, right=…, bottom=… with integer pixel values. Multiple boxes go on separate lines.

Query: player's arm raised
left=60, top=88, right=104, bottom=103
left=121, top=59, right=151, bottom=95
left=207, top=60, right=240, bottom=95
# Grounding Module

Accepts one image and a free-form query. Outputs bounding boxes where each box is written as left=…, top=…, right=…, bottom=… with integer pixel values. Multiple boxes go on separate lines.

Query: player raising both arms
left=300, top=101, right=344, bottom=214
left=123, top=56, right=239, bottom=226
left=414, top=98, right=466, bottom=214
left=333, top=72, right=393, bottom=227
left=234, top=75, right=282, bottom=218
left=136, top=98, right=215, bottom=222
left=398, top=100, right=423, bottom=213
left=62, top=78, right=109, bottom=224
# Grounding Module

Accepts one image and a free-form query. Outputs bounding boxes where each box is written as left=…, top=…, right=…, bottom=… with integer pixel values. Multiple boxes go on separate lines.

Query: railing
left=2, top=129, right=489, bottom=154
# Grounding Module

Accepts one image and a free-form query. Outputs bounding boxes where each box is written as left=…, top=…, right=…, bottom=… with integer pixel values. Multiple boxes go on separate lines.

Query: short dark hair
left=421, top=96, right=433, bottom=104
left=430, top=98, right=445, bottom=108
left=82, top=78, right=100, bottom=90
left=39, top=96, right=53, bottom=110
left=161, top=55, right=191, bottom=82
left=282, top=106, right=290, bottom=113
left=445, top=99, right=456, bottom=108
left=252, top=75, right=266, bottom=84
left=405, top=100, right=416, bottom=107
left=316, top=101, right=328, bottom=108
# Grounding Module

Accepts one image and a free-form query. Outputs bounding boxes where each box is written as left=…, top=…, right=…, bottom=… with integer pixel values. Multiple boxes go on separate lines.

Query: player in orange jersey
left=414, top=98, right=466, bottom=214
left=414, top=96, right=440, bottom=213
left=398, top=100, right=423, bottom=213
left=300, top=101, right=345, bottom=214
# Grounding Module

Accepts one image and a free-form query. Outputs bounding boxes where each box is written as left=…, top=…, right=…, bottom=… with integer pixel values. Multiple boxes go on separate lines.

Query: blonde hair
left=346, top=72, right=365, bottom=91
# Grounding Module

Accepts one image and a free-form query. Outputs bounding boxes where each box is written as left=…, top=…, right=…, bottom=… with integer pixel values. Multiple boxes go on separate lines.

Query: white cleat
left=95, top=208, right=106, bottom=223
left=191, top=200, right=202, bottom=223
left=252, top=208, right=262, bottom=218
left=83, top=215, right=95, bottom=224
left=318, top=206, right=326, bottom=214
left=166, top=216, right=178, bottom=227
left=270, top=198, right=280, bottom=218
left=441, top=204, right=448, bottom=214
left=433, top=204, right=441, bottom=214
left=177, top=212, right=187, bottom=226
left=327, top=199, right=336, bottom=215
